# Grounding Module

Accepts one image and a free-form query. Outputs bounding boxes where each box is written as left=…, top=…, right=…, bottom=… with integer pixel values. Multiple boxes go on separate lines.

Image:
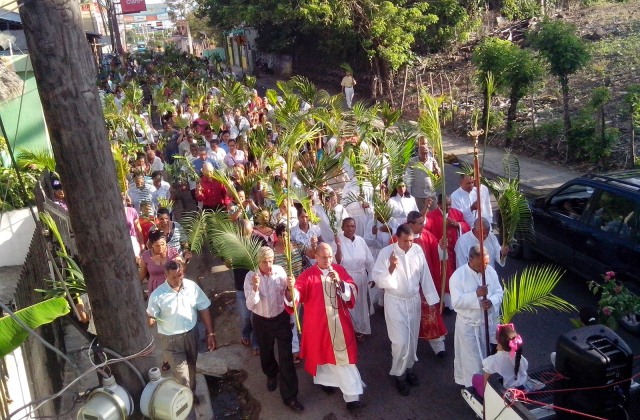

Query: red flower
left=602, top=307, right=613, bottom=316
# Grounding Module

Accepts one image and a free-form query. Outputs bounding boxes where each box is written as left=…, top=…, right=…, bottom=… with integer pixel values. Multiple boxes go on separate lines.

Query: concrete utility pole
left=18, top=0, right=155, bottom=412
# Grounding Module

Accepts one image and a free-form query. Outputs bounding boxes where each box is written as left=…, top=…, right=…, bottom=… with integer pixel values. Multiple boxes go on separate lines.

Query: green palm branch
left=157, top=198, right=174, bottom=211
left=111, top=144, right=129, bottom=193
left=372, top=194, right=393, bottom=223
left=16, top=148, right=56, bottom=173
left=123, top=81, right=143, bottom=113
left=0, top=297, right=70, bottom=358
left=172, top=155, right=199, bottom=182
left=180, top=210, right=211, bottom=254
left=289, top=75, right=329, bottom=106
left=173, top=115, right=191, bottom=130
left=379, top=101, right=402, bottom=129
left=411, top=161, right=443, bottom=192
left=502, top=149, right=520, bottom=181
left=501, top=265, right=576, bottom=324
left=207, top=169, right=247, bottom=218
left=296, top=153, right=343, bottom=192
left=484, top=176, right=533, bottom=246
left=382, top=132, right=415, bottom=189
left=207, top=217, right=261, bottom=271
left=218, top=79, right=251, bottom=110
left=244, top=75, right=257, bottom=89
left=312, top=107, right=342, bottom=138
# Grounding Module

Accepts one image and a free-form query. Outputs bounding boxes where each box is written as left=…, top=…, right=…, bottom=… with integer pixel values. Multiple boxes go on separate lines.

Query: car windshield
left=549, top=184, right=595, bottom=219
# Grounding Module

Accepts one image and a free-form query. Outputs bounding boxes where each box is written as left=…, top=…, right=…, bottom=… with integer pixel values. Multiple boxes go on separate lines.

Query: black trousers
left=252, top=310, right=299, bottom=403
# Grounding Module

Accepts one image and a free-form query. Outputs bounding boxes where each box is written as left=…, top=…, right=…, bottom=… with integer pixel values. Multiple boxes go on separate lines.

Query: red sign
left=120, top=0, right=147, bottom=15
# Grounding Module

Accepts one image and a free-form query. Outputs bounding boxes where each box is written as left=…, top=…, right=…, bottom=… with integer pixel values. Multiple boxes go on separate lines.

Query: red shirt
left=195, top=176, right=231, bottom=208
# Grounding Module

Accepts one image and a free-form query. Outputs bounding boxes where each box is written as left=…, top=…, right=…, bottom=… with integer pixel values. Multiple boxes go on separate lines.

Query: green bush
left=568, top=114, right=618, bottom=163
left=502, top=0, right=540, bottom=20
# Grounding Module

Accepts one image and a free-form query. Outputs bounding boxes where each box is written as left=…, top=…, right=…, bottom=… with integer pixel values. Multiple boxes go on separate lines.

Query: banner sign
left=120, top=0, right=147, bottom=15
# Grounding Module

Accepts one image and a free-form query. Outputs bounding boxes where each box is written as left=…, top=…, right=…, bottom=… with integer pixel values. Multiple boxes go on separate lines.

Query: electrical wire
left=7, top=339, right=154, bottom=419
left=0, top=299, right=80, bottom=372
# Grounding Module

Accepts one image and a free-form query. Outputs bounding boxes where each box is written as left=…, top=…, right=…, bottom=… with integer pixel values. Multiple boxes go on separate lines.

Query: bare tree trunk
left=18, top=0, right=155, bottom=411
left=400, top=66, right=409, bottom=112
left=560, top=76, right=573, bottom=160
left=631, top=111, right=636, bottom=169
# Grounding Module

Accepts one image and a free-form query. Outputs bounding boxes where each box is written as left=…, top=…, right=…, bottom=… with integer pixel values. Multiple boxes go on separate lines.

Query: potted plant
left=588, top=271, right=640, bottom=333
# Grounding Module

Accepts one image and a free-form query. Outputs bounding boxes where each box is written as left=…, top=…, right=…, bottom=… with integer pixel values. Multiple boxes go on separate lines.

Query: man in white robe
left=455, top=218, right=509, bottom=269
left=450, top=244, right=503, bottom=387
left=336, top=218, right=375, bottom=336
left=451, top=174, right=494, bottom=226
left=372, top=224, right=440, bottom=396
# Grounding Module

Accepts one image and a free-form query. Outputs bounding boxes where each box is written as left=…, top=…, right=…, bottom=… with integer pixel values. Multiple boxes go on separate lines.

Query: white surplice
left=454, top=230, right=504, bottom=269
left=387, top=195, right=419, bottom=227
left=372, top=243, right=439, bottom=376
left=339, top=234, right=375, bottom=334
left=450, top=263, right=503, bottom=387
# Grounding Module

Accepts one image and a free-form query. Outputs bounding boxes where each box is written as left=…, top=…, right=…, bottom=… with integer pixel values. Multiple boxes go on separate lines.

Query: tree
left=300, top=0, right=437, bottom=97
left=473, top=37, right=543, bottom=144
left=18, top=0, right=156, bottom=411
left=198, top=0, right=437, bottom=97
left=528, top=19, right=590, bottom=157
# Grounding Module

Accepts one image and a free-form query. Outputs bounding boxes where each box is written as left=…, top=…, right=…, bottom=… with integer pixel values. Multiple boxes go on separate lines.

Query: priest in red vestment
left=295, top=242, right=365, bottom=412
left=425, top=194, right=470, bottom=311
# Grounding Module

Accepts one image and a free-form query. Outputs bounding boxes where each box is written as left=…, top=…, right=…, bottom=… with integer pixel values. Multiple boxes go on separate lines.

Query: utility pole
left=18, top=0, right=155, bottom=413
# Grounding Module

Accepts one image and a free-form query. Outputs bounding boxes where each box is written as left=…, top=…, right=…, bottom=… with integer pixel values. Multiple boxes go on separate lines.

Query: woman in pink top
left=138, top=230, right=181, bottom=294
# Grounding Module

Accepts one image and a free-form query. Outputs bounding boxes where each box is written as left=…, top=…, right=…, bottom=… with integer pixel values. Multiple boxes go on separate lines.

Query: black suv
left=526, top=171, right=640, bottom=284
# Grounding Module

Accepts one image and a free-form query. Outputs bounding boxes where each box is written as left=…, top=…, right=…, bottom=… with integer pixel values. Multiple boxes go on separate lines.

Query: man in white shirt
left=372, top=224, right=440, bottom=396
left=151, top=172, right=171, bottom=209
left=147, top=261, right=216, bottom=405
left=455, top=218, right=509, bottom=269
left=244, top=247, right=304, bottom=412
left=450, top=244, right=503, bottom=387
left=230, top=113, right=251, bottom=140
left=291, top=208, right=322, bottom=265
left=451, top=174, right=494, bottom=226
left=146, top=149, right=164, bottom=172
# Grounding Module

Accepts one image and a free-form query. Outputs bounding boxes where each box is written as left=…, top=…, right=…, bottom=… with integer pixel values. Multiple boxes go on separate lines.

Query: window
left=587, top=191, right=638, bottom=238
left=548, top=184, right=595, bottom=219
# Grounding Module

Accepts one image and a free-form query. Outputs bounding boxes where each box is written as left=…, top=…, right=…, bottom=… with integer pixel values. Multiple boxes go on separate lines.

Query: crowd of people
left=56, top=53, right=530, bottom=413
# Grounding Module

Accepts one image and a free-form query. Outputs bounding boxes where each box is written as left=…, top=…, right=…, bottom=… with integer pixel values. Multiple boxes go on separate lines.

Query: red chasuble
left=425, top=207, right=470, bottom=292
left=295, top=264, right=358, bottom=376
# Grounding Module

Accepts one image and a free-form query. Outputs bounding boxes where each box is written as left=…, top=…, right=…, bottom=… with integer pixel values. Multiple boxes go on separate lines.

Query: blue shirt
left=146, top=279, right=211, bottom=335
left=192, top=157, right=218, bottom=175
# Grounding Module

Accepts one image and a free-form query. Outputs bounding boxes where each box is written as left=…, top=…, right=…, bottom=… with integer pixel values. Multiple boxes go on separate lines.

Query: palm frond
left=502, top=149, right=520, bottom=181
left=484, top=177, right=533, bottom=245
left=0, top=297, right=70, bottom=358
left=157, top=198, right=174, bottom=211
left=296, top=153, right=343, bottom=192
left=111, top=143, right=129, bottom=193
left=207, top=217, right=261, bottom=270
left=372, top=194, right=393, bottom=223
left=180, top=210, right=211, bottom=254
left=379, top=101, right=402, bottom=128
left=411, top=161, right=443, bottom=192
left=383, top=132, right=415, bottom=188
left=16, top=148, right=56, bottom=173
left=501, top=265, right=576, bottom=324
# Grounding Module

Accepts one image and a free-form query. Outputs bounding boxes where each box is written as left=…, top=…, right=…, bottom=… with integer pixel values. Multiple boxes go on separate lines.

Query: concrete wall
left=0, top=208, right=36, bottom=267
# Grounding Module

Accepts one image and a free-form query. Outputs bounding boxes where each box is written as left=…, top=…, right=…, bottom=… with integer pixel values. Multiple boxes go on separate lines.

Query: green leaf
left=0, top=297, right=70, bottom=357
left=501, top=264, right=576, bottom=324
left=181, top=210, right=211, bottom=254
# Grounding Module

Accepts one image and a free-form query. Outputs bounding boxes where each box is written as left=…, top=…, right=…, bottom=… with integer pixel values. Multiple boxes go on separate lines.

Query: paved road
left=202, top=163, right=640, bottom=419
left=330, top=163, right=640, bottom=419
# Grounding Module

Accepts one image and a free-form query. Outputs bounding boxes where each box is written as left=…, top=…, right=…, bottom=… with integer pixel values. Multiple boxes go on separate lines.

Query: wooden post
left=18, top=0, right=155, bottom=412
left=469, top=128, right=490, bottom=358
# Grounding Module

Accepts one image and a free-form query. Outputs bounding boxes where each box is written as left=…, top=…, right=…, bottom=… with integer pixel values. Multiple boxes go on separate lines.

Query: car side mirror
left=533, top=197, right=545, bottom=208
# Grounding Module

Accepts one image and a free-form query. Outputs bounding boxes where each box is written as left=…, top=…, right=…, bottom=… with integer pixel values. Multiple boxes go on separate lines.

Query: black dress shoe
left=285, top=398, right=304, bottom=412
left=406, top=371, right=419, bottom=387
left=395, top=378, right=410, bottom=396
left=267, top=377, right=278, bottom=392
left=320, top=385, right=336, bottom=395
left=346, top=401, right=364, bottom=411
